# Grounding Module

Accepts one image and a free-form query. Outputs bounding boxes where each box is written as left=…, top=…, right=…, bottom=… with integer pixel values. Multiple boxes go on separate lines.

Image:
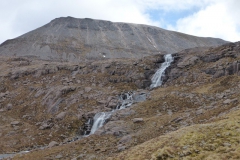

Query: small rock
left=132, top=118, right=144, bottom=123
left=48, top=141, right=59, bottom=148
left=39, top=122, right=53, bottom=130
left=56, top=112, right=67, bottom=120
left=223, top=143, right=231, bottom=147
left=167, top=110, right=173, bottom=115
left=55, top=154, right=63, bottom=159
left=223, top=98, right=238, bottom=104
left=97, top=100, right=107, bottom=105
left=11, top=121, right=21, bottom=126
left=84, top=87, right=92, bottom=93
left=118, top=145, right=126, bottom=151
left=196, top=109, right=204, bottom=115
left=119, top=135, right=132, bottom=144
left=6, top=103, right=13, bottom=110
left=223, top=99, right=232, bottom=104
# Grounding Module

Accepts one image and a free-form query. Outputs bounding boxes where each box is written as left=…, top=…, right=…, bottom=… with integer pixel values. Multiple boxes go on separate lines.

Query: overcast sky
left=0, top=0, right=240, bottom=44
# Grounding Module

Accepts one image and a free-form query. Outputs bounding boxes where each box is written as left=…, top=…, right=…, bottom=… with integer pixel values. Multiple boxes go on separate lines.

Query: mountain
left=1, top=17, right=240, bottom=160
left=0, top=16, right=227, bottom=61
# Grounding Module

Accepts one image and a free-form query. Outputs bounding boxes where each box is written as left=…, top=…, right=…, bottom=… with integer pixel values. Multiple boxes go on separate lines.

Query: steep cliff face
left=0, top=17, right=227, bottom=61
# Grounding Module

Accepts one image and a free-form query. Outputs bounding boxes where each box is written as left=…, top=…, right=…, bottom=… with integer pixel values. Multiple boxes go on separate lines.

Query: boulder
left=48, top=141, right=59, bottom=148
left=196, top=109, right=204, bottom=115
left=6, top=103, right=13, bottom=110
left=132, top=118, right=144, bottom=123
left=11, top=121, right=21, bottom=126
left=56, top=112, right=67, bottom=120
left=223, top=98, right=238, bottom=104
left=84, top=87, right=92, bottom=93
left=39, top=122, right=54, bottom=130
left=119, top=135, right=132, bottom=144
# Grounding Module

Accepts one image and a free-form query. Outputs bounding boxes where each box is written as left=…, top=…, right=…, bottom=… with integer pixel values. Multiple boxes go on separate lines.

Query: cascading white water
left=88, top=92, right=133, bottom=135
left=90, top=112, right=112, bottom=134
left=116, top=92, right=133, bottom=110
left=150, top=54, right=174, bottom=88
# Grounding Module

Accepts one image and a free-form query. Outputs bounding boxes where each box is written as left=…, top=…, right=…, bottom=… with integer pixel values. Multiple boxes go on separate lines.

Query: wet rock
left=133, top=93, right=147, bottom=102
left=142, top=80, right=151, bottom=89
left=132, top=118, right=144, bottom=123
left=48, top=141, right=59, bottom=148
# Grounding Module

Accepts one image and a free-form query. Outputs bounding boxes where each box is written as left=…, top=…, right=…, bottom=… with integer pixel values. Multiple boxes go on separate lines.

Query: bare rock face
left=0, top=17, right=227, bottom=62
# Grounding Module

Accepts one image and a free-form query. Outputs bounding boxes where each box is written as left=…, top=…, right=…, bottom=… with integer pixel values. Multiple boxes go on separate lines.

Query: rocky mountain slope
left=0, top=41, right=239, bottom=160
left=0, top=17, right=227, bottom=62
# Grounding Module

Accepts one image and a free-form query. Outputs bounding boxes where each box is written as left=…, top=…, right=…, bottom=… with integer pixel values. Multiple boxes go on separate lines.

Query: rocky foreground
left=0, top=41, right=239, bottom=159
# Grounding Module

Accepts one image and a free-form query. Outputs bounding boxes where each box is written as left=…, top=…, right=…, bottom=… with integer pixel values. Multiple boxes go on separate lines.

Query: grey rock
left=119, top=135, right=132, bottom=144
left=223, top=142, right=231, bottom=147
left=107, top=102, right=117, bottom=108
left=84, top=87, right=92, bottom=93
left=56, top=112, right=67, bottom=120
left=48, top=141, right=59, bottom=148
left=55, top=154, right=63, bottom=159
left=196, top=109, right=204, bottom=115
left=213, top=70, right=225, bottom=78
left=118, top=145, right=126, bottom=152
left=6, top=103, right=13, bottom=110
left=39, top=122, right=54, bottom=130
left=167, top=110, right=173, bottom=115
left=133, top=92, right=147, bottom=102
left=223, top=98, right=238, bottom=104
left=11, top=121, right=21, bottom=126
left=132, top=118, right=144, bottom=123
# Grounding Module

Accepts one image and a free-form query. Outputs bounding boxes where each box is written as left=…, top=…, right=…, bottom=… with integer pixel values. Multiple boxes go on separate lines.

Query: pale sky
left=0, top=0, right=240, bottom=44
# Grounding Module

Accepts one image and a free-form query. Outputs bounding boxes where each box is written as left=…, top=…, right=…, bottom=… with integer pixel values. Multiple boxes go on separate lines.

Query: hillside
left=0, top=40, right=239, bottom=159
left=0, top=17, right=227, bottom=62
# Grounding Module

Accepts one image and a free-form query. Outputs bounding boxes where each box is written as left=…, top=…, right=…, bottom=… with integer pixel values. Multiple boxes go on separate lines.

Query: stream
left=84, top=53, right=174, bottom=135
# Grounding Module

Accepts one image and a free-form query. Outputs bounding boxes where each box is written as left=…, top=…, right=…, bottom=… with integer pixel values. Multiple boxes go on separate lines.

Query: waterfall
left=89, top=112, right=112, bottom=134
left=150, top=54, right=173, bottom=88
left=86, top=92, right=133, bottom=135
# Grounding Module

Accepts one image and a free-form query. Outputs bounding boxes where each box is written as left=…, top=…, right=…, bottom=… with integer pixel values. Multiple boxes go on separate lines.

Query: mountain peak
left=0, top=17, right=227, bottom=62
